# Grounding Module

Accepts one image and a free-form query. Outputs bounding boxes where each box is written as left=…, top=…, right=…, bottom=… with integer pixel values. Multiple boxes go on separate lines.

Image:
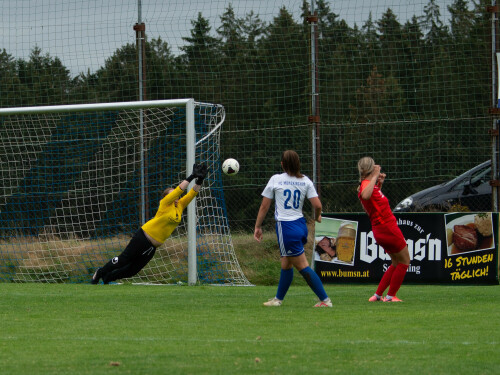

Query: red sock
left=387, top=263, right=409, bottom=297
left=376, top=265, right=395, bottom=296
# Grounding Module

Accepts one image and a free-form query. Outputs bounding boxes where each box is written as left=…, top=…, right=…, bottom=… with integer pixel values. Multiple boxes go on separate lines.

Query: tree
left=217, top=4, right=244, bottom=59
left=16, top=46, right=72, bottom=106
left=259, top=6, right=308, bottom=127
left=0, top=49, right=22, bottom=107
left=350, top=66, right=405, bottom=123
left=376, top=8, right=404, bottom=74
left=361, top=12, right=379, bottom=47
left=89, top=43, right=138, bottom=102
left=422, top=0, right=448, bottom=46
left=181, top=12, right=221, bottom=66
left=401, top=16, right=425, bottom=114
left=143, top=37, right=181, bottom=100
left=179, top=12, right=221, bottom=103
left=448, top=0, right=474, bottom=42
left=216, top=4, right=266, bottom=129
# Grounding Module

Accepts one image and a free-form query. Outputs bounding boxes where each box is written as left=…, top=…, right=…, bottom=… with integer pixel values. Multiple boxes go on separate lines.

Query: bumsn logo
left=359, top=231, right=442, bottom=263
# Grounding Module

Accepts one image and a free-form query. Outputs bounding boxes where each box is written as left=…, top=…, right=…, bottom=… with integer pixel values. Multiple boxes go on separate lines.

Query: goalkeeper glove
left=186, top=163, right=199, bottom=182
left=195, top=164, right=208, bottom=185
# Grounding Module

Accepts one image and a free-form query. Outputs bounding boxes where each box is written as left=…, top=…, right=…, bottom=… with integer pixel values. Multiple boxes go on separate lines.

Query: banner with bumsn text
left=313, top=213, right=499, bottom=284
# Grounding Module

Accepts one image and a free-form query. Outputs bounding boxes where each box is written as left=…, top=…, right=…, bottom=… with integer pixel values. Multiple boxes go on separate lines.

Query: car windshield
left=444, top=162, right=490, bottom=190
left=470, top=166, right=491, bottom=186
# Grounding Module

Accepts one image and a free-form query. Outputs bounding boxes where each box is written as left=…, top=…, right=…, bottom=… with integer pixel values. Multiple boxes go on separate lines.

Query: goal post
left=0, top=99, right=251, bottom=286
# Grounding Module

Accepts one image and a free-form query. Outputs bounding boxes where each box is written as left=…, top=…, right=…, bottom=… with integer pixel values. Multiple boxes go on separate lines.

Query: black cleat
left=91, top=268, right=102, bottom=284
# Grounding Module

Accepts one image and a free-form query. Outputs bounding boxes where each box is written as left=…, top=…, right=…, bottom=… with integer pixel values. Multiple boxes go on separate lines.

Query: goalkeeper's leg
left=95, top=229, right=154, bottom=283
left=103, top=247, right=156, bottom=283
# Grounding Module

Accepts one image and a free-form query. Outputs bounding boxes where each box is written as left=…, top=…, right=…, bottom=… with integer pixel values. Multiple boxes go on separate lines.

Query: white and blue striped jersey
left=261, top=173, right=318, bottom=222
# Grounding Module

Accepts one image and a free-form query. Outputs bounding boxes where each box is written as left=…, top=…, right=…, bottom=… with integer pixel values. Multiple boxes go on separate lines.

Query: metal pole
left=314, top=15, right=320, bottom=197
left=309, top=1, right=320, bottom=268
left=137, top=0, right=143, bottom=103
left=135, top=0, right=149, bottom=222
left=309, top=0, right=320, bottom=198
left=491, top=2, right=499, bottom=211
left=310, top=0, right=317, bottom=189
left=186, top=99, right=197, bottom=285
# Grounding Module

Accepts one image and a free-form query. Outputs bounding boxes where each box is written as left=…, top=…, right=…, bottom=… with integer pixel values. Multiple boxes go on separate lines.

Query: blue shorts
left=275, top=217, right=308, bottom=257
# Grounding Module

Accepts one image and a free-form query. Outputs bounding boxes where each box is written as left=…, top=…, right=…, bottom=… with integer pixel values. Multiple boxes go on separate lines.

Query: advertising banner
left=314, top=213, right=499, bottom=284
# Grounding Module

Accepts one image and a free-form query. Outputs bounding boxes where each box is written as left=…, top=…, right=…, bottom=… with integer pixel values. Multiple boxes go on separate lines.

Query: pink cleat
left=383, top=296, right=403, bottom=302
left=368, top=295, right=381, bottom=302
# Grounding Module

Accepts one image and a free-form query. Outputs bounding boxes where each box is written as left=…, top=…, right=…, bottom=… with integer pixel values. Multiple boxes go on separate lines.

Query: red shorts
left=372, top=219, right=407, bottom=254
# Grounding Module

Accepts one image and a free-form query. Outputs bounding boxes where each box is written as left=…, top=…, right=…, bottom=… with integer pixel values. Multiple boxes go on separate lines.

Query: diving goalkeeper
left=91, top=163, right=208, bottom=284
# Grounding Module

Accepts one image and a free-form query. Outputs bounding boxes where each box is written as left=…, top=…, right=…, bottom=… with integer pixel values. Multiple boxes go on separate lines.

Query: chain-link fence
left=0, top=0, right=496, bottom=233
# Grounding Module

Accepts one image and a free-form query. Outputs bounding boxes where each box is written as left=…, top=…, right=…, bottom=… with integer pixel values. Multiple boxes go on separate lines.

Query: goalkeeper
left=91, top=163, right=208, bottom=284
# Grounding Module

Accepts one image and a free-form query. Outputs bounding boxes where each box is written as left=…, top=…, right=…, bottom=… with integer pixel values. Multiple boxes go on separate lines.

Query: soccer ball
left=222, top=158, right=239, bottom=175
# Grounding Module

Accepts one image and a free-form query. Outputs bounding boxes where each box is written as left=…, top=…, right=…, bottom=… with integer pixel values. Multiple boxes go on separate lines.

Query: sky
left=0, top=0, right=453, bottom=77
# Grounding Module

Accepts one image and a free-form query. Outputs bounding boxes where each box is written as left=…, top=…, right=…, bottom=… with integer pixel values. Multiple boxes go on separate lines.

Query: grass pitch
left=1, top=283, right=499, bottom=375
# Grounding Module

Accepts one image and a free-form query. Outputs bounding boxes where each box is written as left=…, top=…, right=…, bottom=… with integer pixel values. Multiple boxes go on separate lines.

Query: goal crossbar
left=0, top=99, right=195, bottom=115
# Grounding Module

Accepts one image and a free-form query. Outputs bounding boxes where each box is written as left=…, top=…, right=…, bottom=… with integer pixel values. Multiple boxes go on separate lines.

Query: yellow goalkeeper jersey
left=141, top=186, right=198, bottom=244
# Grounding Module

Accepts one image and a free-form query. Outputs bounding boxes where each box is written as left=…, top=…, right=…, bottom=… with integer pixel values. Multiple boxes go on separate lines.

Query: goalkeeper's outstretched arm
left=180, top=163, right=208, bottom=192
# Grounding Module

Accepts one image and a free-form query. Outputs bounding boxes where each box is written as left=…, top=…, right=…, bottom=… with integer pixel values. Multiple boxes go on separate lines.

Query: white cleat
left=314, top=298, right=332, bottom=307
left=263, top=297, right=283, bottom=306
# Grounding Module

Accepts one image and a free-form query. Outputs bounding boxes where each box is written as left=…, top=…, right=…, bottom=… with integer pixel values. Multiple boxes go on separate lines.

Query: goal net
left=0, top=99, right=251, bottom=285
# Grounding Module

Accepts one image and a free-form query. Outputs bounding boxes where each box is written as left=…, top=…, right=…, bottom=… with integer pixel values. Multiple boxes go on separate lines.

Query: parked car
left=393, top=160, right=492, bottom=212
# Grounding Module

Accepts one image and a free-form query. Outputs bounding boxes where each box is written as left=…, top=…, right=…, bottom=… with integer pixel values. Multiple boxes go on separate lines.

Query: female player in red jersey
left=357, top=157, right=410, bottom=302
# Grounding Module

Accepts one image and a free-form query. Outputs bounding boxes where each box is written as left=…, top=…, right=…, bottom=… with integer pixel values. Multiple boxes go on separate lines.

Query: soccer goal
left=0, top=99, right=251, bottom=286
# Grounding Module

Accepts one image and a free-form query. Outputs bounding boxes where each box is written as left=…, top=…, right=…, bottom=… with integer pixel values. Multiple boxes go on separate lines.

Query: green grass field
left=1, top=283, right=499, bottom=375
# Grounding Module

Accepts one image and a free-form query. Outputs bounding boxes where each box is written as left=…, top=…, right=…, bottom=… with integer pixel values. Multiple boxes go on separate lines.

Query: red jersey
left=358, top=180, right=394, bottom=226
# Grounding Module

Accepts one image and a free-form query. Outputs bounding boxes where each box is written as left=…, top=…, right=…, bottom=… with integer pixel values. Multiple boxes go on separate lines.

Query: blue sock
left=299, top=266, right=328, bottom=301
left=276, top=268, right=294, bottom=300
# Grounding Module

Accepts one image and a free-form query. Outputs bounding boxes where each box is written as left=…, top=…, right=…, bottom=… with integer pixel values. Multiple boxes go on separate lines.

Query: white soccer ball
left=222, top=158, right=239, bottom=175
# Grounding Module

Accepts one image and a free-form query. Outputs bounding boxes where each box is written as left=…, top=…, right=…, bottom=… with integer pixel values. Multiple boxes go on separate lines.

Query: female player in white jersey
left=254, top=150, right=332, bottom=307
